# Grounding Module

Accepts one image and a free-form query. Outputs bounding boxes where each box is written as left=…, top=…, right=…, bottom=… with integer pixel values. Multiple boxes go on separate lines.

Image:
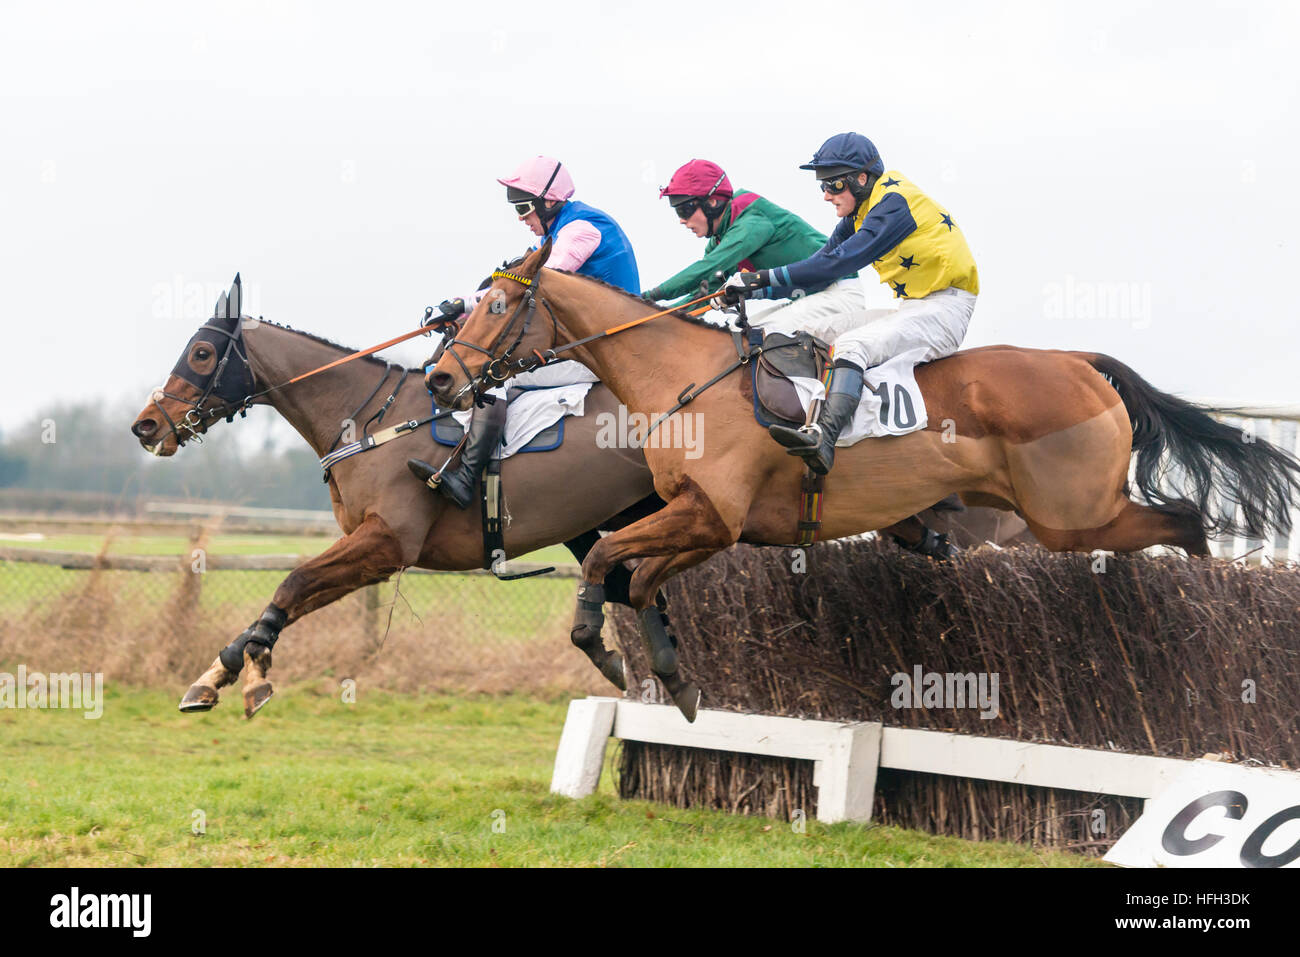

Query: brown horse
left=130, top=279, right=670, bottom=715
left=429, top=244, right=1300, bottom=719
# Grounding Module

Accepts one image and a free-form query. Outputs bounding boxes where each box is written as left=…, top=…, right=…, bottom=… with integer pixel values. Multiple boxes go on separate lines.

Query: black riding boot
left=768, top=360, right=864, bottom=475
left=407, top=400, right=507, bottom=509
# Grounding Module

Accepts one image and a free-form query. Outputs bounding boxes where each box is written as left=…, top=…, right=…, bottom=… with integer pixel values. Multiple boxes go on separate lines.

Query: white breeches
left=828, top=286, right=977, bottom=371
left=740, top=278, right=976, bottom=371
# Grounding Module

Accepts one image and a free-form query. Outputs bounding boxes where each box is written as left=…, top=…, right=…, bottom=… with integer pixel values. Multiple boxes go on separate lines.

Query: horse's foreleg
left=178, top=514, right=405, bottom=717
left=581, top=477, right=739, bottom=586
left=578, top=479, right=741, bottom=722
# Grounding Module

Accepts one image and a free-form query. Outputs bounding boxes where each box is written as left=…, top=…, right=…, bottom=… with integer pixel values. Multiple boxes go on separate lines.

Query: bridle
left=437, top=263, right=722, bottom=408
left=439, top=266, right=559, bottom=406
left=152, top=313, right=260, bottom=448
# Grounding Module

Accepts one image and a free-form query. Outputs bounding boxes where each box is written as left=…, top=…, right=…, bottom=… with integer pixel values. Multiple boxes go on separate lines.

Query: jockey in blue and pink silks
left=407, top=156, right=641, bottom=508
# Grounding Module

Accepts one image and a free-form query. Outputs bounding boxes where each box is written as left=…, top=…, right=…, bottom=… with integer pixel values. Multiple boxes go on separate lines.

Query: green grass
left=0, top=531, right=576, bottom=566
left=0, top=688, right=1101, bottom=867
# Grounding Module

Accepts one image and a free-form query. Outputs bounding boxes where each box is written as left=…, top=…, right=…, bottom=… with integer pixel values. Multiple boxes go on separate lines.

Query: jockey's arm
left=544, top=219, right=603, bottom=272
left=761, top=193, right=917, bottom=298
left=451, top=219, right=604, bottom=313
left=643, top=214, right=776, bottom=304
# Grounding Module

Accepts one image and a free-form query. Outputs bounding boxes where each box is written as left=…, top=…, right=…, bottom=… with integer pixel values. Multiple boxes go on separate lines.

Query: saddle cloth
left=754, top=331, right=929, bottom=445
left=432, top=383, right=593, bottom=459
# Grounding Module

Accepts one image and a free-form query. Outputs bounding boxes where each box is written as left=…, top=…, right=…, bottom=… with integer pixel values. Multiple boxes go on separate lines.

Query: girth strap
left=797, top=469, right=825, bottom=546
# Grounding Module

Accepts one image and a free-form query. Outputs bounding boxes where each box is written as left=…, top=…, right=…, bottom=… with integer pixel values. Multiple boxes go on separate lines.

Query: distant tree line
left=0, top=397, right=331, bottom=511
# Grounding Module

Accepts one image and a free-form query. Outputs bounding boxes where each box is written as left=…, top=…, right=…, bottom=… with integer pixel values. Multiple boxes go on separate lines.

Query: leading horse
left=429, top=243, right=1300, bottom=720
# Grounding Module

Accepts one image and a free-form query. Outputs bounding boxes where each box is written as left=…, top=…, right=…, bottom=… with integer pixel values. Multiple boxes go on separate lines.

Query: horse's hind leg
left=178, top=514, right=405, bottom=717
left=1025, top=499, right=1209, bottom=556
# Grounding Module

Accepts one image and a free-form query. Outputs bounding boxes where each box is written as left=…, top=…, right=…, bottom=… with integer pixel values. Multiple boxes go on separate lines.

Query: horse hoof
left=178, top=684, right=219, bottom=713
left=650, top=646, right=678, bottom=676
left=600, top=653, right=627, bottom=692
left=243, top=682, right=274, bottom=719
left=671, top=682, right=701, bottom=723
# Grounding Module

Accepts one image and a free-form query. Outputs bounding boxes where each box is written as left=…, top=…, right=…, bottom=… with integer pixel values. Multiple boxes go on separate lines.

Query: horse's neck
left=244, top=325, right=388, bottom=458
left=548, top=272, right=733, bottom=415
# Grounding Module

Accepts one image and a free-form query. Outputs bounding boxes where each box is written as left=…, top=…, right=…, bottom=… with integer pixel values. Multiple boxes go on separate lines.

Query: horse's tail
left=1087, top=353, right=1300, bottom=540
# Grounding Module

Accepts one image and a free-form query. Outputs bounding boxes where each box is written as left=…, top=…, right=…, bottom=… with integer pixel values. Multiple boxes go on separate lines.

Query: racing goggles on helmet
left=670, top=196, right=703, bottom=220
left=506, top=187, right=538, bottom=217
left=820, top=177, right=856, bottom=195
left=817, top=166, right=864, bottom=196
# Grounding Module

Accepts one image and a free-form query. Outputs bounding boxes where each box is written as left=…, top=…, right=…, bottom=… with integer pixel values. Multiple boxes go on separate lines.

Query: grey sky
left=2, top=0, right=1296, bottom=447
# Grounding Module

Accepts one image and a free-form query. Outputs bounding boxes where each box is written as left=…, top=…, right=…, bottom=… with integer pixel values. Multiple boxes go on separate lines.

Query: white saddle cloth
left=452, top=377, right=594, bottom=459
left=786, top=345, right=930, bottom=445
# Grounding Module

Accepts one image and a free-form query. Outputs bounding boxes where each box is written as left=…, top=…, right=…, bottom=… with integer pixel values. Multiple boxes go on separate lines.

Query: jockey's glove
left=438, top=298, right=467, bottom=319
left=641, top=288, right=663, bottom=303
left=719, top=271, right=769, bottom=306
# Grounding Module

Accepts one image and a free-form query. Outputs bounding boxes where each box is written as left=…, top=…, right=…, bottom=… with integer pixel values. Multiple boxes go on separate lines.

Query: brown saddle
left=751, top=330, right=831, bottom=428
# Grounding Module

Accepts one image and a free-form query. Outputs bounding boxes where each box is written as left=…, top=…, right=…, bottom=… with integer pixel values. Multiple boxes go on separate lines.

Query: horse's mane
left=255, top=319, right=424, bottom=372
left=546, top=270, right=734, bottom=332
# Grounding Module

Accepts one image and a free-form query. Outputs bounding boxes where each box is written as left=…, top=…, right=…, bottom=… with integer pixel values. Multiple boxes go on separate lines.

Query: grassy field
left=0, top=688, right=1100, bottom=867
left=0, top=529, right=577, bottom=566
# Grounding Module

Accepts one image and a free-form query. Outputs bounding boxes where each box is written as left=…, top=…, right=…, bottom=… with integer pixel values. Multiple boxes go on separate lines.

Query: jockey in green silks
left=642, top=160, right=869, bottom=338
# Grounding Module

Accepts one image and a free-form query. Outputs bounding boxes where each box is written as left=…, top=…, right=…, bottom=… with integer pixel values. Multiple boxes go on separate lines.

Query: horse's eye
left=195, top=349, right=210, bottom=361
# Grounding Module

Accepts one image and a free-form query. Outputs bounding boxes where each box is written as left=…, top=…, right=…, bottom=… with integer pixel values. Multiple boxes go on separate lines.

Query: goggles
left=673, top=198, right=702, bottom=220
left=820, top=176, right=855, bottom=195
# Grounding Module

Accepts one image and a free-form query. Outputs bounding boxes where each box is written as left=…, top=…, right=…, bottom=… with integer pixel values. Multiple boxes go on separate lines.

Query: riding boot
left=407, top=399, right=507, bottom=509
left=893, top=526, right=961, bottom=561
left=768, top=360, right=864, bottom=475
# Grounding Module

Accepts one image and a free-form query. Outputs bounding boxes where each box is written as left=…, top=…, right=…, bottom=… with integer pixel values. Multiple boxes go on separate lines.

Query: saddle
left=748, top=329, right=831, bottom=428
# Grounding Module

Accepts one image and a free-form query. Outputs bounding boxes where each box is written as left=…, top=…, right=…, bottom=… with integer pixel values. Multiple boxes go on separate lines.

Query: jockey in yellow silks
left=720, top=132, right=978, bottom=475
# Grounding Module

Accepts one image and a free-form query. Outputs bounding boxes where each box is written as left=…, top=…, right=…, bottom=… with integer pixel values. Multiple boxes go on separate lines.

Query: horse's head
left=427, top=242, right=555, bottom=410
left=131, top=274, right=258, bottom=456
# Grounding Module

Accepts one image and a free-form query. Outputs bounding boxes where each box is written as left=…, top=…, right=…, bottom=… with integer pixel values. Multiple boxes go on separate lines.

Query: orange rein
left=285, top=324, right=436, bottom=385
left=601, top=289, right=719, bottom=334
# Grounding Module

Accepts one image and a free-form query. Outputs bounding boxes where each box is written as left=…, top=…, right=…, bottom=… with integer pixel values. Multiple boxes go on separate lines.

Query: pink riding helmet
left=497, top=156, right=576, bottom=201
left=659, top=159, right=733, bottom=200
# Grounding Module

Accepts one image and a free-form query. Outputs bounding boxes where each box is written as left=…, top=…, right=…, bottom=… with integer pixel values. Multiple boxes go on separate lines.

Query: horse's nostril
left=431, top=372, right=453, bottom=393
left=133, top=419, right=157, bottom=438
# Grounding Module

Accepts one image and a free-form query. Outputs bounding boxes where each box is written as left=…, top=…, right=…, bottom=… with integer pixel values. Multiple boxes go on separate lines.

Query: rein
left=448, top=267, right=752, bottom=442
left=446, top=267, right=719, bottom=406
left=157, top=310, right=452, bottom=450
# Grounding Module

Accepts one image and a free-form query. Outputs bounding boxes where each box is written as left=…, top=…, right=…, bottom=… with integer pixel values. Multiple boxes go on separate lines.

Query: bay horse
left=131, top=278, right=665, bottom=716
left=429, top=243, right=1300, bottom=720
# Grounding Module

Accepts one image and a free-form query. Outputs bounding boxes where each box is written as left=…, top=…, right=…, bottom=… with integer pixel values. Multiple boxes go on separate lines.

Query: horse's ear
left=229, top=273, right=242, bottom=319
left=520, top=240, right=552, bottom=278
left=213, top=291, right=229, bottom=320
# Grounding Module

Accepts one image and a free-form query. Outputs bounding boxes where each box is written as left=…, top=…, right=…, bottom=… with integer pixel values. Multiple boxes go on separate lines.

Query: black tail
left=1088, top=353, right=1300, bottom=540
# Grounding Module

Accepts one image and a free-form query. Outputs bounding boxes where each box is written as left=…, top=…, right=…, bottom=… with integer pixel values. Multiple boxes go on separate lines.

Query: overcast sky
left=2, top=0, right=1296, bottom=446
